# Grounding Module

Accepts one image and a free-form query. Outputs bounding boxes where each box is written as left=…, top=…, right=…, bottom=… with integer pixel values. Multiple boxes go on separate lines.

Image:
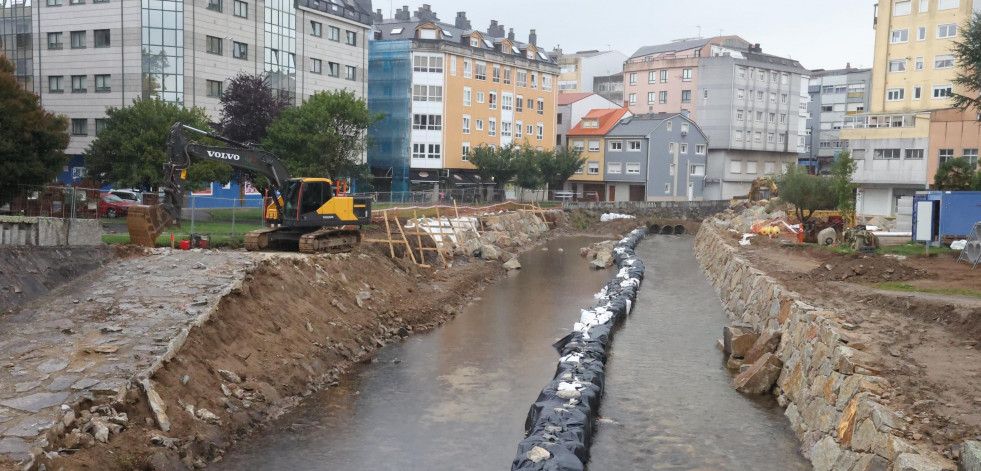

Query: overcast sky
left=378, top=0, right=876, bottom=71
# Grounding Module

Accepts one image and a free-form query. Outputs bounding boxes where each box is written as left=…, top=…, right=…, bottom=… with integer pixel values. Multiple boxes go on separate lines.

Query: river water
left=214, top=235, right=809, bottom=471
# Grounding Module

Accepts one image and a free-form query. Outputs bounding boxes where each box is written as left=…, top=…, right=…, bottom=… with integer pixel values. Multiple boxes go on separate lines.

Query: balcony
left=847, top=92, right=865, bottom=98
left=843, top=113, right=916, bottom=129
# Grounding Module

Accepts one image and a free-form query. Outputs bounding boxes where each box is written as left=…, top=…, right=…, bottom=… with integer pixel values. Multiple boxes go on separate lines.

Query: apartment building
left=840, top=0, right=973, bottom=216
left=624, top=36, right=809, bottom=200
left=552, top=48, right=626, bottom=95
left=802, top=67, right=873, bottom=174
left=556, top=92, right=620, bottom=147
left=0, top=0, right=372, bottom=159
left=366, top=5, right=559, bottom=192
left=565, top=107, right=630, bottom=200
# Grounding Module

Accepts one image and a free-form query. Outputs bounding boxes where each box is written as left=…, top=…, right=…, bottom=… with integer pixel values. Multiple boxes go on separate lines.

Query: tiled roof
left=630, top=37, right=714, bottom=59
left=558, top=93, right=594, bottom=106
left=373, top=17, right=555, bottom=64
left=567, top=108, right=631, bottom=136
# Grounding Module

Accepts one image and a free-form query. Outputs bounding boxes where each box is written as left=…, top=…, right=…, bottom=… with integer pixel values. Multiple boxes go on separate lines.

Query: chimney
left=396, top=6, right=410, bottom=21
left=455, top=11, right=471, bottom=30
left=529, top=29, right=537, bottom=46
left=508, top=28, right=515, bottom=42
left=846, top=62, right=851, bottom=69
left=487, top=20, right=505, bottom=38
left=748, top=43, right=762, bottom=53
left=415, top=4, right=438, bottom=22
left=373, top=8, right=383, bottom=22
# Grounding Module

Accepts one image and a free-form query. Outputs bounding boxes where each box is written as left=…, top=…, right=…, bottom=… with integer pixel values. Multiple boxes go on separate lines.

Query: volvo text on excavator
left=126, top=123, right=371, bottom=253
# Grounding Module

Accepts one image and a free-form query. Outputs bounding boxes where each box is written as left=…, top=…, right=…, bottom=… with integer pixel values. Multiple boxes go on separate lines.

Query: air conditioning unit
left=439, top=168, right=450, bottom=178
left=681, top=130, right=688, bottom=136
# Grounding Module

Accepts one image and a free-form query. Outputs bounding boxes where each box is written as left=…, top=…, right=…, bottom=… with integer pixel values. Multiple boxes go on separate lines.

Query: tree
left=775, top=164, right=838, bottom=222
left=467, top=144, right=520, bottom=200
left=829, top=152, right=858, bottom=225
left=262, top=90, right=383, bottom=181
left=950, top=11, right=981, bottom=112
left=513, top=147, right=547, bottom=192
left=933, top=157, right=978, bottom=190
left=0, top=55, right=70, bottom=204
left=85, top=97, right=231, bottom=190
left=540, top=145, right=587, bottom=190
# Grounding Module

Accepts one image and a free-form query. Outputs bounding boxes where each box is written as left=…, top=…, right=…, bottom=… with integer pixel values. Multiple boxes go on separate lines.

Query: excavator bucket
left=126, top=204, right=174, bottom=247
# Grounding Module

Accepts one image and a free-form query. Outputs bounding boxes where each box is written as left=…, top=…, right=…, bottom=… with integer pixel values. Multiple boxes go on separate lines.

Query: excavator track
left=298, top=228, right=362, bottom=254
left=244, top=227, right=281, bottom=251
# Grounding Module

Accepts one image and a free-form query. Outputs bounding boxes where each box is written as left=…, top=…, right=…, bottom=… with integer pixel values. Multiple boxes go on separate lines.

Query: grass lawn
left=823, top=241, right=956, bottom=256
left=873, top=281, right=981, bottom=299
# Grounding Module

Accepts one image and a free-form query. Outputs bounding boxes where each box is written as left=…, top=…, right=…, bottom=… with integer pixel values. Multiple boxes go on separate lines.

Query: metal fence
left=358, top=189, right=507, bottom=205
left=176, top=196, right=266, bottom=236
left=0, top=185, right=104, bottom=219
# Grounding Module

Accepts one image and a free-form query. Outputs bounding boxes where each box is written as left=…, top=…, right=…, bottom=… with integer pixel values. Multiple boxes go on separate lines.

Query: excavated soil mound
left=805, top=255, right=931, bottom=283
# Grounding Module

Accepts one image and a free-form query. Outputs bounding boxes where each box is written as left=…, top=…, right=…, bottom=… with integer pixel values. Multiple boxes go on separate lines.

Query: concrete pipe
left=673, top=225, right=686, bottom=235
left=660, top=225, right=674, bottom=235
left=967, top=241, right=981, bottom=263
left=649, top=224, right=662, bottom=234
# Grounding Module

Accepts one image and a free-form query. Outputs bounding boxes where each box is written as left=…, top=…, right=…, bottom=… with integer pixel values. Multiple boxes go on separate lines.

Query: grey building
left=604, top=112, right=708, bottom=201
left=802, top=66, right=872, bottom=174
left=593, top=72, right=623, bottom=106
left=552, top=48, right=626, bottom=95
left=694, top=44, right=810, bottom=200
left=5, top=0, right=372, bottom=158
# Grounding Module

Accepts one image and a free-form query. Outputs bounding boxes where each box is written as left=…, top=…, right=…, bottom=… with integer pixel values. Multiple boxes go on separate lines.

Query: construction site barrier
left=511, top=227, right=648, bottom=471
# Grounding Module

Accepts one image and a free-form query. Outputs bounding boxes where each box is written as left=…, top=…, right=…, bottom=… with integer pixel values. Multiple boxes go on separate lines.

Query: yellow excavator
left=126, top=123, right=371, bottom=253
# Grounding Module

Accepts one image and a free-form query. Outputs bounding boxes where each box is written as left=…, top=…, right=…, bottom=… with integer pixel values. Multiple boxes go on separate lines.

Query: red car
left=99, top=193, right=134, bottom=218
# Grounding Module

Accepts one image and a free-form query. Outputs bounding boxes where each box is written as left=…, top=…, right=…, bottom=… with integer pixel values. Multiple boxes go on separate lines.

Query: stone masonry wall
left=694, top=223, right=950, bottom=471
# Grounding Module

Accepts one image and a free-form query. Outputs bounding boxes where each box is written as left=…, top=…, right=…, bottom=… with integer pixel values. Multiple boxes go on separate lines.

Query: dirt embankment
left=736, top=234, right=981, bottom=460
left=0, top=246, right=115, bottom=315
left=27, top=212, right=640, bottom=471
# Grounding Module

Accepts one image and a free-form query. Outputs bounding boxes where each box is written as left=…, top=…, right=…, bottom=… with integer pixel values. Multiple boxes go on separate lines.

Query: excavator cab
left=280, top=179, right=333, bottom=221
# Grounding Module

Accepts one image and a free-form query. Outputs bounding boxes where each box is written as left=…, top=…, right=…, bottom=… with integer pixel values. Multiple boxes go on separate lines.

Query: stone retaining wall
left=0, top=216, right=102, bottom=247
left=694, top=223, right=950, bottom=471
left=563, top=200, right=729, bottom=219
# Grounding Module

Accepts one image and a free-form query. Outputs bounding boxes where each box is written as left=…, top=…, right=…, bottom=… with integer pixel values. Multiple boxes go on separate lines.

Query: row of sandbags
left=511, top=227, right=648, bottom=471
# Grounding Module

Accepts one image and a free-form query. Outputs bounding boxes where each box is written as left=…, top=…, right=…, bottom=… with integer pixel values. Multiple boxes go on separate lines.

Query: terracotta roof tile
left=557, top=92, right=594, bottom=106
left=567, top=108, right=631, bottom=136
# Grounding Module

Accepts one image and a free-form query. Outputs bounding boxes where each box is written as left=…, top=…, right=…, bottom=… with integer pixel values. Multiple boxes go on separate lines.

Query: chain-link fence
left=173, top=195, right=267, bottom=236
left=0, top=185, right=104, bottom=219
left=358, top=189, right=508, bottom=206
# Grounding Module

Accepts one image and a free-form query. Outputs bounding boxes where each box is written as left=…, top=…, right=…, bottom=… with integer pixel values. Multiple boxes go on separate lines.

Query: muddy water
left=588, top=236, right=809, bottom=470
left=214, top=235, right=809, bottom=471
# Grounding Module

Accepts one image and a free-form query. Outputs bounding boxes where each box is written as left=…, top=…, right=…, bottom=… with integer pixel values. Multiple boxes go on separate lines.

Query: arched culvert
left=649, top=224, right=662, bottom=234
left=673, top=225, right=687, bottom=235
left=660, top=226, right=674, bottom=235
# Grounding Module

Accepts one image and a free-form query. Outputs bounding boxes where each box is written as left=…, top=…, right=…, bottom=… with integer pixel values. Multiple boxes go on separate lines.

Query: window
left=609, top=141, right=622, bottom=151
left=764, top=162, right=776, bottom=174
left=463, top=87, right=471, bottom=106
left=464, top=59, right=472, bottom=78
left=527, top=124, right=534, bottom=136
left=746, top=161, right=758, bottom=174
left=474, top=92, right=484, bottom=104
left=648, top=92, right=656, bottom=105
left=887, top=88, right=905, bottom=101
left=627, top=140, right=642, bottom=151
left=48, top=76, right=63, bottom=93
left=914, top=86, right=922, bottom=99
left=757, top=91, right=764, bottom=101
left=888, top=59, right=907, bottom=72
left=779, top=133, right=786, bottom=144
left=536, top=123, right=544, bottom=140
left=769, top=93, right=776, bottom=103
left=345, top=66, right=357, bottom=81
left=607, top=162, right=622, bottom=175
left=781, top=74, right=789, bottom=85
left=932, top=84, right=952, bottom=98
left=659, top=91, right=667, bottom=104
left=71, top=75, right=86, bottom=92
left=449, top=56, right=457, bottom=76
left=737, top=89, right=745, bottom=99
left=309, top=21, right=323, bottom=37
left=233, top=0, right=247, bottom=17
left=572, top=140, right=585, bottom=152
left=629, top=73, right=637, bottom=85
left=681, top=90, right=691, bottom=103
left=71, top=119, right=87, bottom=136
left=70, top=31, right=85, bottom=49
left=47, top=0, right=62, bottom=5
left=696, top=144, right=706, bottom=155
left=493, top=65, right=501, bottom=83
left=515, top=121, right=523, bottom=139
left=874, top=148, right=901, bottom=159
left=754, top=132, right=762, bottom=143
left=502, top=94, right=513, bottom=111
left=345, top=31, right=357, bottom=46
left=503, top=67, right=511, bottom=85
left=628, top=93, right=637, bottom=105
left=94, top=74, right=110, bottom=92
left=757, top=70, right=765, bottom=80
left=736, top=110, right=744, bottom=120
left=95, top=119, right=107, bottom=136
left=233, top=41, right=248, bottom=60
left=311, top=58, right=322, bottom=74
left=411, top=144, right=441, bottom=160
left=730, top=160, right=742, bottom=173
left=964, top=148, right=979, bottom=166
left=918, top=26, right=927, bottom=41
left=935, top=54, right=955, bottom=69
left=626, top=163, right=641, bottom=175
left=938, top=23, right=957, bottom=38
left=462, top=142, right=471, bottom=161
left=418, top=28, right=437, bottom=40
left=47, top=32, right=62, bottom=50
left=915, top=57, right=924, bottom=70
left=412, top=114, right=442, bottom=131
left=737, top=67, right=746, bottom=79
left=588, top=140, right=600, bottom=152
left=587, top=161, right=600, bottom=175
left=328, top=62, right=339, bottom=77
left=779, top=113, right=787, bottom=124
left=680, top=143, right=688, bottom=154
left=681, top=122, right=688, bottom=134
left=703, top=89, right=709, bottom=99
left=691, top=164, right=705, bottom=176
left=756, top=111, right=763, bottom=122
left=920, top=0, right=929, bottom=11
left=905, top=149, right=925, bottom=159
left=891, top=29, right=909, bottom=43
left=517, top=70, right=527, bottom=87
left=767, top=133, right=774, bottom=143
left=939, top=148, right=954, bottom=163
left=328, top=26, right=340, bottom=41
left=90, top=29, right=110, bottom=48
left=516, top=95, right=522, bottom=112
left=470, top=36, right=480, bottom=47
left=489, top=91, right=497, bottom=109
left=531, top=72, right=538, bottom=89
left=207, top=36, right=222, bottom=55
left=475, top=119, right=483, bottom=131
left=768, top=112, right=775, bottom=123
left=781, top=94, right=789, bottom=104
left=660, top=70, right=668, bottom=83
left=821, top=104, right=833, bottom=112
left=937, top=0, right=959, bottom=10
left=207, top=0, right=221, bottom=11
left=894, top=0, right=912, bottom=15
left=462, top=115, right=471, bottom=134
left=771, top=71, right=778, bottom=83
left=682, top=68, right=692, bottom=81
left=206, top=80, right=222, bottom=97
left=474, top=62, right=486, bottom=80
left=649, top=71, right=657, bottom=83
left=412, top=55, right=442, bottom=73
left=734, top=130, right=743, bottom=141
left=501, top=121, right=512, bottom=139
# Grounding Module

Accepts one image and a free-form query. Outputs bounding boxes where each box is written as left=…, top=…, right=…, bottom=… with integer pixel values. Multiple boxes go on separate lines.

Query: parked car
left=108, top=189, right=143, bottom=203
left=99, top=193, right=134, bottom=218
